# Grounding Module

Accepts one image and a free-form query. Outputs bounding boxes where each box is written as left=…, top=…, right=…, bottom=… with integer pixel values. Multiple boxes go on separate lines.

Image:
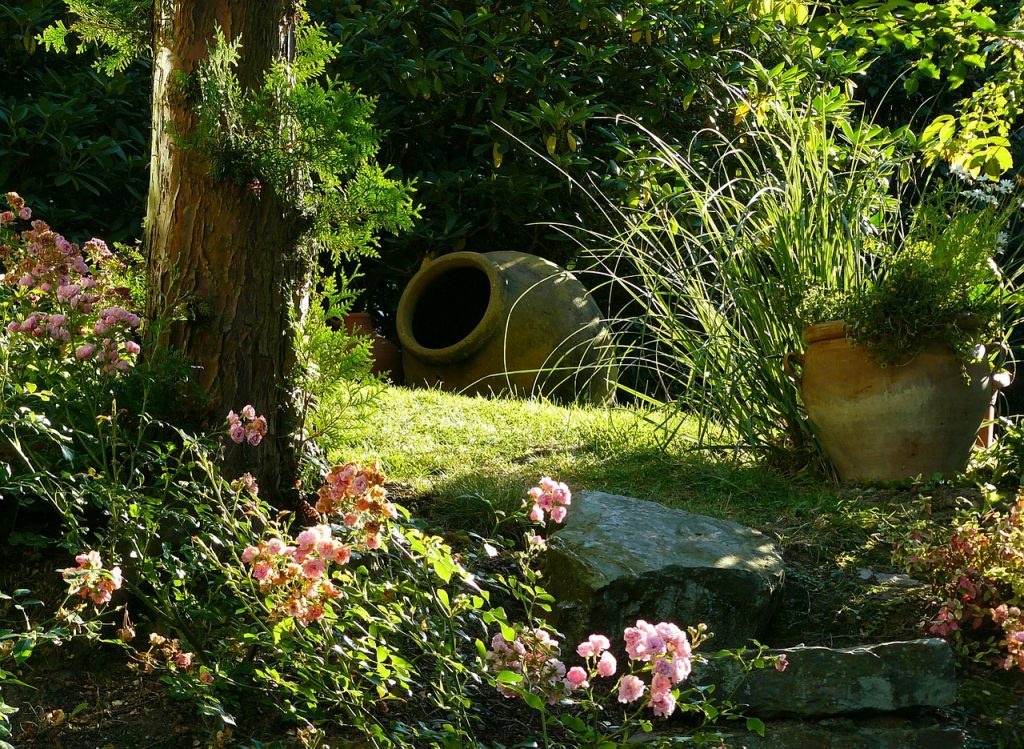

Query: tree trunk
left=145, top=1, right=306, bottom=505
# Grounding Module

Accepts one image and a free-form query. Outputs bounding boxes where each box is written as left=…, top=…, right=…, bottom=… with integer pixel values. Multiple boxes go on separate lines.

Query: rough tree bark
left=145, top=1, right=306, bottom=504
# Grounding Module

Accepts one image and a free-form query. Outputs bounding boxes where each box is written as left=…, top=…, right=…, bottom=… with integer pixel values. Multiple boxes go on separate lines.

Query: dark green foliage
left=306, top=0, right=853, bottom=320
left=0, top=0, right=149, bottom=243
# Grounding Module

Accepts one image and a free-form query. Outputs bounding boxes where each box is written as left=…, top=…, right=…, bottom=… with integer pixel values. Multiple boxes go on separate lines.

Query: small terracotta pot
left=784, top=321, right=1003, bottom=482
left=343, top=312, right=403, bottom=383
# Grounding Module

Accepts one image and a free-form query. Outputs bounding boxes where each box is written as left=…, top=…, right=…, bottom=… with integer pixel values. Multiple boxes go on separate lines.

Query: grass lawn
left=331, top=385, right=840, bottom=532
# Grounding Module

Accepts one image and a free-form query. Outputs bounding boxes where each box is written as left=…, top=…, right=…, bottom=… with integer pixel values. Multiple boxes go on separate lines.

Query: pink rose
left=252, top=562, right=272, bottom=581
left=301, top=558, right=326, bottom=579
left=550, top=505, right=567, bottom=523
left=296, top=528, right=321, bottom=548
left=597, top=650, right=617, bottom=678
left=617, top=674, right=646, bottom=703
left=650, top=689, right=676, bottom=717
left=670, top=654, right=691, bottom=683
left=332, top=545, right=351, bottom=565
left=566, top=666, right=588, bottom=689
left=316, top=540, right=337, bottom=558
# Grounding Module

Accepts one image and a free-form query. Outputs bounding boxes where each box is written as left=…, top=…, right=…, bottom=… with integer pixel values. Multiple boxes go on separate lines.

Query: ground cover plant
left=0, top=199, right=796, bottom=747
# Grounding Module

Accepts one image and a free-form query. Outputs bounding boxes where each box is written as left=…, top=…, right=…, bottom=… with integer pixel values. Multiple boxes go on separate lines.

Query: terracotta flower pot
left=342, top=312, right=403, bottom=383
left=396, top=251, right=615, bottom=403
left=785, top=320, right=1004, bottom=482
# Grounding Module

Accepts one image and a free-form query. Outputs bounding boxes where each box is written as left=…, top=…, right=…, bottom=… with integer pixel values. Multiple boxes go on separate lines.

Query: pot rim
left=396, top=251, right=506, bottom=365
left=801, top=320, right=849, bottom=346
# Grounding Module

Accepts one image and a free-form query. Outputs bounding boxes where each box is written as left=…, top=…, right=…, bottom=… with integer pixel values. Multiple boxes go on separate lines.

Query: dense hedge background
left=0, top=0, right=149, bottom=243
left=307, top=0, right=850, bottom=325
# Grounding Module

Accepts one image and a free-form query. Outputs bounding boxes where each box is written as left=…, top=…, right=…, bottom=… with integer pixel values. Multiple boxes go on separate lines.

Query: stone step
left=695, top=639, right=957, bottom=717
left=544, top=490, right=785, bottom=650
left=706, top=714, right=964, bottom=749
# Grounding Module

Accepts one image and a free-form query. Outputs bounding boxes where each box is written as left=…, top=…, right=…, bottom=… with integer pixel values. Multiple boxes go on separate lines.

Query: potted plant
left=786, top=176, right=1021, bottom=481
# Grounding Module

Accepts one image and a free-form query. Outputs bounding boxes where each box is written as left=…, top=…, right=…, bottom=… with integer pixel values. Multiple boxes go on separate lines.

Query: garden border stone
left=543, top=490, right=785, bottom=649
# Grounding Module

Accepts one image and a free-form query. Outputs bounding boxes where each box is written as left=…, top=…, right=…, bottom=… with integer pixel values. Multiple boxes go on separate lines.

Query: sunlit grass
left=331, top=384, right=839, bottom=532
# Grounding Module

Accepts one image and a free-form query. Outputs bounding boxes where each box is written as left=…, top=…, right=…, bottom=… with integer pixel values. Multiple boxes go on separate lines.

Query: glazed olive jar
left=396, top=251, right=615, bottom=403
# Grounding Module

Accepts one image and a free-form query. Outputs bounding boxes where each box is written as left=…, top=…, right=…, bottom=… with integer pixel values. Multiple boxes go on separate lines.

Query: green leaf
left=747, top=717, right=766, bottom=737
left=496, top=670, right=522, bottom=684
left=431, top=556, right=454, bottom=583
left=12, top=639, right=33, bottom=664
left=971, top=14, right=997, bottom=32
left=521, top=690, right=543, bottom=710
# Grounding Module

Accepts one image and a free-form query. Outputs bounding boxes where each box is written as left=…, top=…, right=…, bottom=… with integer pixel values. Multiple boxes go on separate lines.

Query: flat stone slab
left=543, top=491, right=784, bottom=649
left=696, top=639, right=957, bottom=717
left=705, top=715, right=964, bottom=749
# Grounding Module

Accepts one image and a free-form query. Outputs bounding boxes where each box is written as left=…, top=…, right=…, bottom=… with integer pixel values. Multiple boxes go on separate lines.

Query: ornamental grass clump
left=577, top=94, right=905, bottom=461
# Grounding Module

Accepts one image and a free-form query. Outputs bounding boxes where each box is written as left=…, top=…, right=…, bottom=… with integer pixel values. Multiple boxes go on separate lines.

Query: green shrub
left=798, top=175, right=1023, bottom=366
left=0, top=0, right=149, bottom=243
left=902, top=490, right=1024, bottom=672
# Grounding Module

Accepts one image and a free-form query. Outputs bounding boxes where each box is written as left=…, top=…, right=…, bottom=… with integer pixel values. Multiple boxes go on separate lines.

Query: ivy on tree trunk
left=145, top=1, right=307, bottom=504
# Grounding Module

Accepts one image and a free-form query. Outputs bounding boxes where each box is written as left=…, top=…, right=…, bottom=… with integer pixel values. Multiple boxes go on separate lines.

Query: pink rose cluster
left=140, top=633, right=198, bottom=674
left=527, top=476, right=572, bottom=524
left=59, top=550, right=123, bottom=605
left=488, top=619, right=699, bottom=719
left=315, top=461, right=397, bottom=550
left=1, top=191, right=30, bottom=224
left=621, top=620, right=693, bottom=717
left=78, top=305, right=142, bottom=374
left=226, top=405, right=268, bottom=446
left=1, top=194, right=143, bottom=374
left=7, top=311, right=70, bottom=343
left=241, top=524, right=351, bottom=626
left=992, top=604, right=1024, bottom=671
left=486, top=627, right=579, bottom=705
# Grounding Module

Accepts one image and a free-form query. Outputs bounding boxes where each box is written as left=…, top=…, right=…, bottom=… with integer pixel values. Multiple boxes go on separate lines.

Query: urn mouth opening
left=397, top=252, right=505, bottom=364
